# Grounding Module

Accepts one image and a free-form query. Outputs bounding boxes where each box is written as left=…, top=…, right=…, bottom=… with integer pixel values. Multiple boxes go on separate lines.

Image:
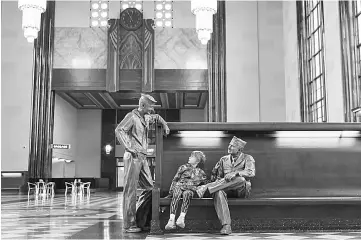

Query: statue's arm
left=148, top=114, right=170, bottom=135
left=200, top=169, right=211, bottom=185
left=168, top=165, right=185, bottom=195
left=115, top=113, right=135, bottom=153
left=210, top=159, right=223, bottom=182
left=172, top=165, right=185, bottom=182
left=238, top=156, right=255, bottom=178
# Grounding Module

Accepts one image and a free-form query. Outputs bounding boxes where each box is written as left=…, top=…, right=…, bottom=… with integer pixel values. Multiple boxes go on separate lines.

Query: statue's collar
left=229, top=153, right=244, bottom=166
left=132, top=109, right=146, bottom=126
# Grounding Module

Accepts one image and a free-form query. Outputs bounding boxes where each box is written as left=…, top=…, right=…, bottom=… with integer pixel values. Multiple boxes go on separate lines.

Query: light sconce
left=18, top=0, right=47, bottom=43
left=176, top=131, right=231, bottom=138
left=1, top=173, right=23, bottom=178
left=57, top=158, right=73, bottom=163
left=191, top=0, right=217, bottom=45
left=273, top=131, right=361, bottom=138
left=105, top=144, right=113, bottom=154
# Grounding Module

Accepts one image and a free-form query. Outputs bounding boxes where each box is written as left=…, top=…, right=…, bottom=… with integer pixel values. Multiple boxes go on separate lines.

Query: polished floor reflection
left=1, top=192, right=361, bottom=240
left=1, top=192, right=147, bottom=239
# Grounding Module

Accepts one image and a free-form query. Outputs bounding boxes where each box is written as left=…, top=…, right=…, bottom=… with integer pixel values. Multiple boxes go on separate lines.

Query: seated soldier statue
left=208, top=136, right=256, bottom=235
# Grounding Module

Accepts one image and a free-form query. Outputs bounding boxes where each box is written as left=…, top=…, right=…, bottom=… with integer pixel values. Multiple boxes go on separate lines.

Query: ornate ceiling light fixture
left=18, top=0, right=47, bottom=43
left=90, top=0, right=110, bottom=28
left=191, top=0, right=217, bottom=45
left=154, top=0, right=173, bottom=28
left=121, top=0, right=143, bottom=12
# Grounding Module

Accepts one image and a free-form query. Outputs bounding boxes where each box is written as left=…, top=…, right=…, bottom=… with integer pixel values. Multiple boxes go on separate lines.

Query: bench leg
left=150, top=220, right=163, bottom=235
left=150, top=188, right=163, bottom=235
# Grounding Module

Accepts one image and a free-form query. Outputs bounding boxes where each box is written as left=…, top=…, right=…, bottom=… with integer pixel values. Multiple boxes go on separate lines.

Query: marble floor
left=1, top=192, right=361, bottom=240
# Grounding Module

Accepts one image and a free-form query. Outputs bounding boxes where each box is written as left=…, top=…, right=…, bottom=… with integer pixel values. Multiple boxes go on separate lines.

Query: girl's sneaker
left=165, top=218, right=176, bottom=230
left=176, top=215, right=185, bottom=228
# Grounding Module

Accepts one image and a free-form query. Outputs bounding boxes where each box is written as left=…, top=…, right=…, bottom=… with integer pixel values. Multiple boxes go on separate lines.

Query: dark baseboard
left=156, top=200, right=361, bottom=233
left=153, top=218, right=361, bottom=233
left=1, top=189, right=21, bottom=193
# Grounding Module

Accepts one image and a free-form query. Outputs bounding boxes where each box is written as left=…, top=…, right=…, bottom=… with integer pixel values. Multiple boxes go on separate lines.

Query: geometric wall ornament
left=154, top=0, right=173, bottom=28
left=121, top=0, right=143, bottom=12
left=90, top=0, right=109, bottom=28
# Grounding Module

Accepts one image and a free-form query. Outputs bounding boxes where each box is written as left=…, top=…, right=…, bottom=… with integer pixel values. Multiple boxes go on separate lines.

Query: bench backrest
left=155, top=124, right=361, bottom=197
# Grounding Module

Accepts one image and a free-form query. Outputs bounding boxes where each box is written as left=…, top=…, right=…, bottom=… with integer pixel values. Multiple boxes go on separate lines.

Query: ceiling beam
left=159, top=93, right=169, bottom=109
left=104, top=92, right=120, bottom=109
left=183, top=105, right=199, bottom=108
left=82, top=105, right=99, bottom=109
left=179, top=92, right=184, bottom=109
left=175, top=93, right=179, bottom=109
left=99, top=92, right=119, bottom=109
left=119, top=105, right=162, bottom=109
left=57, top=92, right=82, bottom=108
left=175, top=92, right=184, bottom=109
left=199, top=92, right=208, bottom=109
left=84, top=93, right=104, bottom=109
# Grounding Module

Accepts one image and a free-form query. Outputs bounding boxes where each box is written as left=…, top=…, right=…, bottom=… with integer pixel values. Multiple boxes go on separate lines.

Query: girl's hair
left=191, top=151, right=206, bottom=169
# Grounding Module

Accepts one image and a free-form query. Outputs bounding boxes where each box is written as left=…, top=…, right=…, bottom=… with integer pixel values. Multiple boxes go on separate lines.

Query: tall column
left=225, top=1, right=260, bottom=122
left=323, top=1, right=345, bottom=122
left=339, top=1, right=361, bottom=122
left=207, top=1, right=226, bottom=122
left=28, top=1, right=56, bottom=179
left=258, top=1, right=286, bottom=122
left=283, top=1, right=301, bottom=122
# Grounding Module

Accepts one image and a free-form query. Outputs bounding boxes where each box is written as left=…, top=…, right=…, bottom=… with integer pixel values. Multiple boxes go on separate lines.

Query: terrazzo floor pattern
left=1, top=192, right=361, bottom=240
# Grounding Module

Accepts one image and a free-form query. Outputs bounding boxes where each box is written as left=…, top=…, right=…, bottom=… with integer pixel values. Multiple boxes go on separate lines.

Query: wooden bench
left=150, top=123, right=361, bottom=234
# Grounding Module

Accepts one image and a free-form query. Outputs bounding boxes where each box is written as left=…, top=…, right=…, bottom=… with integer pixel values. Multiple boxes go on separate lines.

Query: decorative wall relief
left=106, top=18, right=144, bottom=92
left=142, top=19, right=155, bottom=92
left=106, top=19, right=119, bottom=92
left=54, top=28, right=107, bottom=69
left=119, top=30, right=143, bottom=69
left=106, top=16, right=155, bottom=92
left=155, top=28, right=207, bottom=69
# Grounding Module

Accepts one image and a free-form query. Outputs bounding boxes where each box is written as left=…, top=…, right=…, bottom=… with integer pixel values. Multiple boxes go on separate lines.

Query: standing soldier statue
left=115, top=94, right=170, bottom=233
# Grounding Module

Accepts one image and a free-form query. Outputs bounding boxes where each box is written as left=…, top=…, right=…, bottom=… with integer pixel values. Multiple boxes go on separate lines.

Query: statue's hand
left=125, top=148, right=137, bottom=158
left=164, top=125, right=170, bottom=136
left=225, top=173, right=236, bottom=182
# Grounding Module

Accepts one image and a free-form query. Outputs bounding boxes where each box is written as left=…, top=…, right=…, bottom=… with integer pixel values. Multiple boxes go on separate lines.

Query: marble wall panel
left=54, top=27, right=206, bottom=70
left=155, top=28, right=207, bottom=69
left=54, top=28, right=107, bottom=69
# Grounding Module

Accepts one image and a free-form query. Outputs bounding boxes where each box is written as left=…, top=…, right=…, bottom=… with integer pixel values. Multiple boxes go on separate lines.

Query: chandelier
left=191, top=0, right=217, bottom=45
left=18, top=0, right=47, bottom=43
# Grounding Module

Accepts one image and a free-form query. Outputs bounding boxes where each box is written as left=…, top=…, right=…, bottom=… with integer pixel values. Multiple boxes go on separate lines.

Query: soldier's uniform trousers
left=213, top=177, right=251, bottom=226
left=123, top=151, right=153, bottom=229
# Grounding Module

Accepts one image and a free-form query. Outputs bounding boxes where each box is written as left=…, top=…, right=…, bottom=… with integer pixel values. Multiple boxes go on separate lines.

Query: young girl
left=165, top=151, right=208, bottom=230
